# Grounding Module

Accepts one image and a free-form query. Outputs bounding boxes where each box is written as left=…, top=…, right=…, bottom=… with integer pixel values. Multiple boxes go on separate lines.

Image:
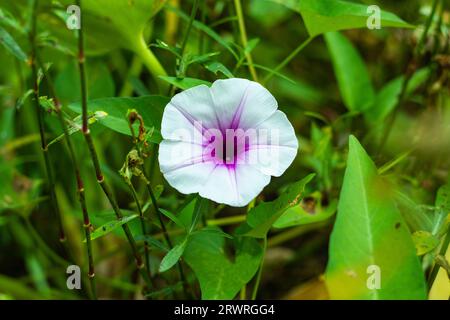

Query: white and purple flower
left=158, top=78, right=298, bottom=207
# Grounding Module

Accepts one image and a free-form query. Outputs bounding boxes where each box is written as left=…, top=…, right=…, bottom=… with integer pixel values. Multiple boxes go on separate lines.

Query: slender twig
left=234, top=0, right=258, bottom=81
left=262, top=37, right=314, bottom=85
left=29, top=0, right=66, bottom=242
left=36, top=55, right=97, bottom=299
left=168, top=0, right=199, bottom=96
left=126, top=112, right=189, bottom=297
left=198, top=0, right=207, bottom=55
left=179, top=0, right=199, bottom=58
left=124, top=179, right=153, bottom=285
left=378, top=0, right=441, bottom=154
left=416, top=0, right=441, bottom=56
left=427, top=228, right=450, bottom=288
left=75, top=0, right=151, bottom=289
left=251, top=237, right=267, bottom=300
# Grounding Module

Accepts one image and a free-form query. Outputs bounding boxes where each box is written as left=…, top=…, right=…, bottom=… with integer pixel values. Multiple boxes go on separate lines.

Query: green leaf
left=274, top=197, right=337, bottom=229
left=193, top=226, right=233, bottom=239
left=58, top=0, right=165, bottom=52
left=89, top=214, right=139, bottom=241
left=48, top=111, right=108, bottom=148
left=159, top=76, right=211, bottom=90
left=365, top=68, right=431, bottom=123
left=55, top=62, right=115, bottom=105
left=297, top=0, right=413, bottom=37
left=135, top=235, right=169, bottom=252
left=69, top=95, right=168, bottom=143
left=203, top=61, right=234, bottom=78
left=325, top=135, right=426, bottom=299
left=241, top=174, right=315, bottom=238
left=159, top=239, right=188, bottom=273
left=412, top=231, right=440, bottom=256
left=325, top=32, right=374, bottom=111
left=159, top=209, right=186, bottom=230
left=0, top=26, right=27, bottom=61
left=183, top=231, right=263, bottom=299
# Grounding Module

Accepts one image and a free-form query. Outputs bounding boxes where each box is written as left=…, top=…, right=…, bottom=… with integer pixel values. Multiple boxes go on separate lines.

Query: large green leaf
left=55, top=0, right=166, bottom=53
left=69, top=95, right=169, bottom=143
left=183, top=230, right=263, bottom=299
left=325, top=136, right=426, bottom=299
left=325, top=32, right=374, bottom=111
left=240, top=174, right=315, bottom=238
left=297, top=0, right=413, bottom=37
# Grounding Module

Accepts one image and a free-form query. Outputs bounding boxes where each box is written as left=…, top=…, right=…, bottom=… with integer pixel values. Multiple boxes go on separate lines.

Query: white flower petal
left=199, top=165, right=270, bottom=207
left=159, top=140, right=216, bottom=194
left=210, top=78, right=278, bottom=130
left=246, top=110, right=299, bottom=177
left=161, top=84, right=217, bottom=142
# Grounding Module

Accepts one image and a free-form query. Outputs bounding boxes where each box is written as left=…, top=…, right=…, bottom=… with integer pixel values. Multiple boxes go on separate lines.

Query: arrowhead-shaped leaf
left=325, top=136, right=427, bottom=299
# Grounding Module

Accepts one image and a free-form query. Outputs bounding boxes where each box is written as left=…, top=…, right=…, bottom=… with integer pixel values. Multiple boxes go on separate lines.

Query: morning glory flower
left=158, top=78, right=298, bottom=207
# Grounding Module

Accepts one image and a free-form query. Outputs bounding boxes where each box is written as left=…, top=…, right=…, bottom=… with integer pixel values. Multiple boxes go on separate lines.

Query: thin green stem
left=416, top=0, right=441, bottom=55
left=240, top=285, right=246, bottom=300
left=127, top=114, right=189, bottom=297
left=263, top=37, right=314, bottom=85
left=378, top=0, right=440, bottom=154
left=125, top=180, right=153, bottom=285
left=168, top=0, right=199, bottom=96
left=134, top=35, right=168, bottom=92
left=37, top=54, right=97, bottom=300
left=428, top=228, right=450, bottom=288
left=234, top=0, right=258, bottom=81
left=251, top=237, right=267, bottom=300
left=75, top=0, right=151, bottom=290
left=29, top=0, right=66, bottom=242
left=179, top=0, right=199, bottom=58
left=207, top=214, right=246, bottom=226
left=198, top=0, right=207, bottom=55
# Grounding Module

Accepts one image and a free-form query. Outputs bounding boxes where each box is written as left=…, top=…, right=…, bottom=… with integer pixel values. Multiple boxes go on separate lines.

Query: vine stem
left=427, top=229, right=450, bottom=288
left=416, top=0, right=441, bottom=56
left=29, top=0, right=66, bottom=242
left=127, top=118, right=190, bottom=297
left=36, top=55, right=97, bottom=300
left=179, top=0, right=199, bottom=58
left=378, top=0, right=441, bottom=154
left=125, top=180, right=153, bottom=286
left=75, top=0, right=152, bottom=290
left=167, top=0, right=199, bottom=96
left=262, top=37, right=314, bottom=85
left=234, top=0, right=258, bottom=81
left=251, top=237, right=267, bottom=300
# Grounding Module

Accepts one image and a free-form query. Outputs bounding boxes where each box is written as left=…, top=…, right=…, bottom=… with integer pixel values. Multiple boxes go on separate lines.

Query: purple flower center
left=207, top=133, right=251, bottom=167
